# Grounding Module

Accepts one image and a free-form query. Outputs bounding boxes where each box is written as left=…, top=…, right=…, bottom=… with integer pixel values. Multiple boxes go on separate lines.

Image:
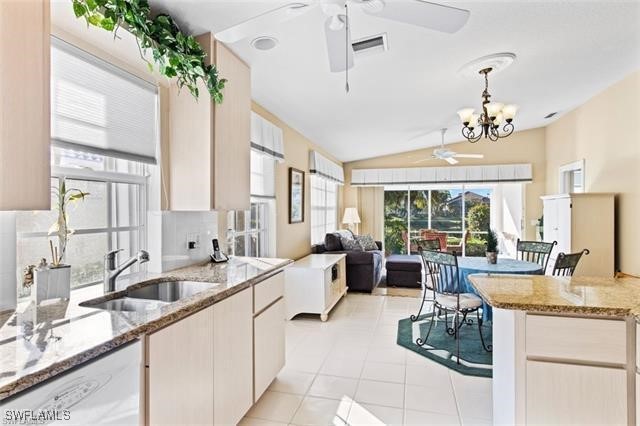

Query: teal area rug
left=397, top=313, right=493, bottom=378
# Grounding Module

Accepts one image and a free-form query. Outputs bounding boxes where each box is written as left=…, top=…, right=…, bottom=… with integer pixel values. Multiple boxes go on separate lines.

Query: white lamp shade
left=502, top=104, right=519, bottom=120
left=486, top=102, right=504, bottom=118
left=468, top=114, right=479, bottom=128
left=493, top=112, right=504, bottom=126
left=457, top=108, right=475, bottom=124
left=342, top=207, right=361, bottom=225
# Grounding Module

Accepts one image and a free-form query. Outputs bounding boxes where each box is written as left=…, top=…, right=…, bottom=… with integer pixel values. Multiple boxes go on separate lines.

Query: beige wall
left=343, top=127, right=547, bottom=241
left=545, top=71, right=640, bottom=275
left=252, top=102, right=343, bottom=261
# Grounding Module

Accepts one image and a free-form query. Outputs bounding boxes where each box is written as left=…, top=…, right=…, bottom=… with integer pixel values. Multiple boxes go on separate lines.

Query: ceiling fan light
left=328, top=14, right=345, bottom=31
left=502, top=104, right=518, bottom=120
left=457, top=108, right=474, bottom=125
left=361, top=0, right=385, bottom=14
left=486, top=102, right=503, bottom=119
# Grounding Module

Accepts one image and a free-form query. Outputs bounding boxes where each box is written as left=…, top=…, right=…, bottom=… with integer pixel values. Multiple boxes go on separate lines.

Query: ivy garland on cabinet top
left=71, top=0, right=226, bottom=102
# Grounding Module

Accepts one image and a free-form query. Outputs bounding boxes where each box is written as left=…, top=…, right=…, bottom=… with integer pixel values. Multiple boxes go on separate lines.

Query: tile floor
left=241, top=293, right=492, bottom=426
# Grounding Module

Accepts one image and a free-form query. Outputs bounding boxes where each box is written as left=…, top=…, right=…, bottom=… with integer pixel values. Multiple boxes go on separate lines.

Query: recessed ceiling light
left=251, top=36, right=278, bottom=51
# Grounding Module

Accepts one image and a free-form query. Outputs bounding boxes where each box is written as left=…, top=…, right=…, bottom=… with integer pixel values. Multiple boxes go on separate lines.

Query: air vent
left=352, top=33, right=388, bottom=56
left=544, top=112, right=558, bottom=119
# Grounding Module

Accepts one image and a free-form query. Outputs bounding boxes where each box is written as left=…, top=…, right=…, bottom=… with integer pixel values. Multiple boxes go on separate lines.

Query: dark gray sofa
left=311, top=232, right=384, bottom=293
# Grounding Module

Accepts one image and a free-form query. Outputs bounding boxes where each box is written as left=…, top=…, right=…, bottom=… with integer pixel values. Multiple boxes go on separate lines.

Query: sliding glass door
left=384, top=190, right=408, bottom=254
left=383, top=185, right=493, bottom=256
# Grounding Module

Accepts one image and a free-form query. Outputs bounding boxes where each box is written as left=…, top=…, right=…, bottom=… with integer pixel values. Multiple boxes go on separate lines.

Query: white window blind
left=309, top=151, right=344, bottom=184
left=310, top=175, right=338, bottom=245
left=250, top=150, right=276, bottom=197
left=251, top=112, right=285, bottom=162
left=51, top=37, right=158, bottom=164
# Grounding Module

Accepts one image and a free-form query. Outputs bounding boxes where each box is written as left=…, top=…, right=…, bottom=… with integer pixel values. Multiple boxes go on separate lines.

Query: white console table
left=284, top=254, right=347, bottom=321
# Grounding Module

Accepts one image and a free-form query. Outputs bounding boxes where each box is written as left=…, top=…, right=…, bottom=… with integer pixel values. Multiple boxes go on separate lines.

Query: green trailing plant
left=49, top=179, right=89, bottom=266
left=71, top=0, right=226, bottom=102
left=485, top=228, right=499, bottom=253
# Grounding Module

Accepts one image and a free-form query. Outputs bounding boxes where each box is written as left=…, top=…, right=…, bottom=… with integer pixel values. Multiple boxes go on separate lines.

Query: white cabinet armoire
left=541, top=193, right=615, bottom=276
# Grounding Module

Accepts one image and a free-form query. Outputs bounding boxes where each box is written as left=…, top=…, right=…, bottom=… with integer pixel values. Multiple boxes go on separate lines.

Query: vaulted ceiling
left=119, top=1, right=640, bottom=161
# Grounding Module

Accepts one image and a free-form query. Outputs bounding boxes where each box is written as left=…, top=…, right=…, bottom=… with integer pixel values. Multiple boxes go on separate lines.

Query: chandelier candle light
left=457, top=67, right=518, bottom=143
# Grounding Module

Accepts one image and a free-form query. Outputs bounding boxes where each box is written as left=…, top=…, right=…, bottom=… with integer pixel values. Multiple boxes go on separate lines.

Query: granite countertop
left=469, top=274, right=640, bottom=317
left=0, top=256, right=292, bottom=401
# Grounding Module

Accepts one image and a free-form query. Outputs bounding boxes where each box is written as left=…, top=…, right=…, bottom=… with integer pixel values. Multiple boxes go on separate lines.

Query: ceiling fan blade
left=363, top=1, right=470, bottom=34
left=445, top=157, right=459, bottom=165
left=324, top=15, right=354, bottom=73
left=412, top=158, right=432, bottom=164
left=453, top=153, right=485, bottom=159
left=215, top=3, right=313, bottom=43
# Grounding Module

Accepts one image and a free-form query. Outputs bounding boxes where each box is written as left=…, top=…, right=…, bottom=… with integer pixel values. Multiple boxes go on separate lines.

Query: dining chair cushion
left=435, top=293, right=483, bottom=310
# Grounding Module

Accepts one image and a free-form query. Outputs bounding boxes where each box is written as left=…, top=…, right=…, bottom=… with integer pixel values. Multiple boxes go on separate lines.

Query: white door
left=556, top=196, right=572, bottom=254
left=254, top=298, right=285, bottom=401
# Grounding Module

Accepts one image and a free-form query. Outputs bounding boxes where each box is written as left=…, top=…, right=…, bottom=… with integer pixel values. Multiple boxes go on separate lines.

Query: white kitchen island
left=469, top=274, right=640, bottom=426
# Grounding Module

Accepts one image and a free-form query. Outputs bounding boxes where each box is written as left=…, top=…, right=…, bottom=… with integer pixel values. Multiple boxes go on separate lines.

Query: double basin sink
left=80, top=281, right=217, bottom=313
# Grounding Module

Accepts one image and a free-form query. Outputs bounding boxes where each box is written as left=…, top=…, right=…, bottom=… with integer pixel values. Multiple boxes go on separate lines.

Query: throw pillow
left=341, top=236, right=363, bottom=251
left=335, top=229, right=355, bottom=241
left=324, top=233, right=342, bottom=251
left=356, top=234, right=378, bottom=251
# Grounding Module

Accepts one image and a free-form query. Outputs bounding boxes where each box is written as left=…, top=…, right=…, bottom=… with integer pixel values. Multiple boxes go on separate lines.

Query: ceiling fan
left=215, top=1, right=470, bottom=89
left=414, top=128, right=484, bottom=165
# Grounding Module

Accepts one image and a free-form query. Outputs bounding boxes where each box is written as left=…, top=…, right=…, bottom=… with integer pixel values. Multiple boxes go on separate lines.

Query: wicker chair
left=516, top=239, right=557, bottom=272
left=419, top=229, right=447, bottom=251
left=415, top=250, right=491, bottom=363
left=552, top=249, right=590, bottom=276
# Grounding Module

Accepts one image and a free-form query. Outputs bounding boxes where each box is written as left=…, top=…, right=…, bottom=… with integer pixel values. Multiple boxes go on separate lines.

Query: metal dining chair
left=552, top=249, right=590, bottom=276
left=416, top=250, right=491, bottom=363
left=516, top=239, right=557, bottom=272
left=410, top=241, right=443, bottom=322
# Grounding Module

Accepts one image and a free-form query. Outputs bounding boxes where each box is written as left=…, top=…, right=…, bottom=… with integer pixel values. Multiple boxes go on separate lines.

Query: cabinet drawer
left=526, top=314, right=627, bottom=364
left=526, top=360, right=627, bottom=425
left=254, top=272, right=284, bottom=313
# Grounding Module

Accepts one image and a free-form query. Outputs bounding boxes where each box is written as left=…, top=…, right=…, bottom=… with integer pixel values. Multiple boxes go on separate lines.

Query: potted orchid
left=32, top=178, right=89, bottom=304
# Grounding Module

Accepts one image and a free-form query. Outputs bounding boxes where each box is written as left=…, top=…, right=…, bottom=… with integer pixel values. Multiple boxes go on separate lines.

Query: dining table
left=457, top=256, right=544, bottom=322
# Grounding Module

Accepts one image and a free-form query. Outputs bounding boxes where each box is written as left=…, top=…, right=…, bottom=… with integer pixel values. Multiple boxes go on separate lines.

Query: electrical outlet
left=187, top=232, right=198, bottom=249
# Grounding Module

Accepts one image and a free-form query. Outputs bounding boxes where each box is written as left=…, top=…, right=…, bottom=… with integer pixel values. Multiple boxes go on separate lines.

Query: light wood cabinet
left=146, top=305, right=215, bottom=425
left=526, top=360, right=627, bottom=425
left=0, top=0, right=51, bottom=210
left=542, top=193, right=615, bottom=276
left=168, top=34, right=251, bottom=211
left=213, top=287, right=253, bottom=425
left=146, top=286, right=263, bottom=425
left=254, top=298, right=285, bottom=401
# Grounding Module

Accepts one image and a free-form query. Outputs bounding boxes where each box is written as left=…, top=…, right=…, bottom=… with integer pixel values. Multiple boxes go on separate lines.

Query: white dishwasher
left=1, top=340, right=142, bottom=425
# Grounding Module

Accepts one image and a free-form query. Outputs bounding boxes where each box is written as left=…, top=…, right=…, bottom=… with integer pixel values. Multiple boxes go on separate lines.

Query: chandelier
left=457, top=67, right=518, bottom=143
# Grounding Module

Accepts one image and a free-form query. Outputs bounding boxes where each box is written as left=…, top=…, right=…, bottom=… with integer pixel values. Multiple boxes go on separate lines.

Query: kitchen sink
left=80, top=280, right=216, bottom=312
left=126, top=281, right=215, bottom=303
left=80, top=297, right=168, bottom=313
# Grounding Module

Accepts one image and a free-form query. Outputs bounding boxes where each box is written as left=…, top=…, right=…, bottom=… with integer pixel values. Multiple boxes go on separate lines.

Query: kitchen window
left=16, top=148, right=147, bottom=297
left=310, top=175, right=338, bottom=245
left=228, top=150, right=276, bottom=257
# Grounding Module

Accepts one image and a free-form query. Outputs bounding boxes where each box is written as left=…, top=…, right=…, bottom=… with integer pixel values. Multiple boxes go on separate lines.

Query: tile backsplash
left=147, top=211, right=218, bottom=273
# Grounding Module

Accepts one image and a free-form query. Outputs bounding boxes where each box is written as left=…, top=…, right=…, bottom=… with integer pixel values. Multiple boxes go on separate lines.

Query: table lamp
left=342, top=207, right=361, bottom=234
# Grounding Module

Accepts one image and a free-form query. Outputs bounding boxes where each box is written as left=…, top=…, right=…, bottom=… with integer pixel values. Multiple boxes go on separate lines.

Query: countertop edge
left=469, top=275, right=637, bottom=318
left=0, top=259, right=292, bottom=401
